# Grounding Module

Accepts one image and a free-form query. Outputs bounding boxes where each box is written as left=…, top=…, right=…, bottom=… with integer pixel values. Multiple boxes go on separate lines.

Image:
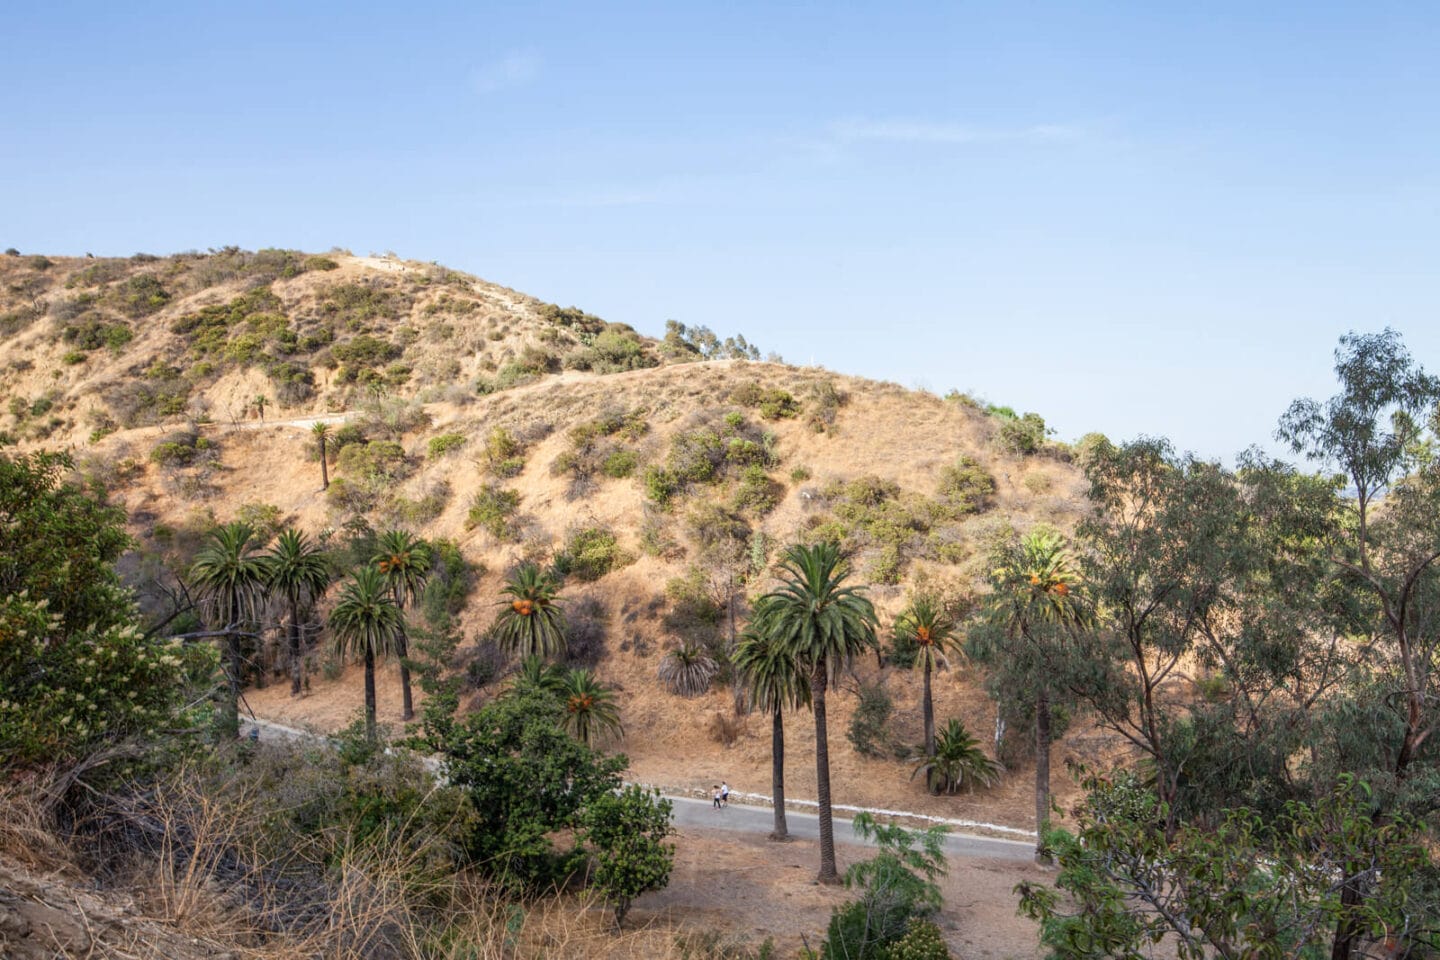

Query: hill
left=0, top=247, right=1096, bottom=831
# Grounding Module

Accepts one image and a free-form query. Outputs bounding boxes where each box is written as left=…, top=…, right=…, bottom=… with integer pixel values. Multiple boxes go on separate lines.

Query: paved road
left=244, top=717, right=1035, bottom=864
left=669, top=794, right=1035, bottom=862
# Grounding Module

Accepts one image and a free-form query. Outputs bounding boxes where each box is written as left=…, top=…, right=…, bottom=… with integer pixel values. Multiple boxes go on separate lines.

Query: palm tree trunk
left=397, top=627, right=413, bottom=721
left=364, top=642, right=377, bottom=743
left=1035, top=685, right=1052, bottom=865
left=289, top=601, right=303, bottom=696
left=318, top=437, right=329, bottom=490
left=812, top=660, right=840, bottom=884
left=224, top=633, right=242, bottom=738
left=770, top=706, right=788, bottom=840
left=923, top=660, right=935, bottom=757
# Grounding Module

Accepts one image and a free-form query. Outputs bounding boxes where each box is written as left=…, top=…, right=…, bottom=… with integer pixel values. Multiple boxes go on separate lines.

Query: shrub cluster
left=643, top=411, right=779, bottom=507
left=465, top=484, right=522, bottom=539
left=553, top=525, right=635, bottom=582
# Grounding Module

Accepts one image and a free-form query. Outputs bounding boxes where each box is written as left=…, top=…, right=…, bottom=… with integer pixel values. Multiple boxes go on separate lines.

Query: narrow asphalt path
left=668, top=794, right=1035, bottom=862
left=244, top=718, right=1035, bottom=864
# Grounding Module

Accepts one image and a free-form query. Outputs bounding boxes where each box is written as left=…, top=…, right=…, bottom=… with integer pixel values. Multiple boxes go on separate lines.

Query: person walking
left=720, top=781, right=730, bottom=807
left=712, top=785, right=722, bottom=810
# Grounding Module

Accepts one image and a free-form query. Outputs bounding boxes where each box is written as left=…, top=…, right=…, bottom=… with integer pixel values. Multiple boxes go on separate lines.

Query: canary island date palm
left=508, top=653, right=568, bottom=697
left=912, top=718, right=1001, bottom=794
left=893, top=594, right=959, bottom=758
left=373, top=530, right=430, bottom=721
left=492, top=562, right=567, bottom=660
left=190, top=521, right=268, bottom=737
left=264, top=528, right=331, bottom=697
left=985, top=528, right=1085, bottom=863
left=560, top=668, right=623, bottom=746
left=752, top=542, right=877, bottom=883
left=331, top=565, right=404, bottom=743
left=733, top=628, right=811, bottom=840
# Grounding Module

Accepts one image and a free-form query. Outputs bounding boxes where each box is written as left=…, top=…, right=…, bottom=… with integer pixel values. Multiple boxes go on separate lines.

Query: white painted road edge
left=244, top=717, right=1037, bottom=848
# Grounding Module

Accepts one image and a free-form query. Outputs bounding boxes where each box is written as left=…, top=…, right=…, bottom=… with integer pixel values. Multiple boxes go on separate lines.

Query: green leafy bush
left=553, top=525, right=634, bottom=582
left=847, top=680, right=896, bottom=759
left=997, top=411, right=1048, bottom=455
left=465, top=485, right=521, bottom=539
left=303, top=255, right=340, bottom=271
left=424, top=687, right=628, bottom=891
left=427, top=431, right=466, bottom=459
left=602, top=449, right=639, bottom=478
left=580, top=785, right=675, bottom=928
left=0, top=452, right=208, bottom=767
left=936, top=457, right=995, bottom=513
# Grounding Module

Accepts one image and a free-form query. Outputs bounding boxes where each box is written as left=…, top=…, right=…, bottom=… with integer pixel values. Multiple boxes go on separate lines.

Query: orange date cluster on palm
left=915, top=625, right=933, bottom=644
left=511, top=599, right=535, bottom=616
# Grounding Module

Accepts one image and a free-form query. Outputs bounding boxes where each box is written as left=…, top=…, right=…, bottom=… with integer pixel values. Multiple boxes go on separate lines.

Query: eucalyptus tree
left=752, top=542, right=877, bottom=883
left=373, top=530, right=430, bottom=721
left=190, top=521, right=268, bottom=737
left=733, top=628, right=811, bottom=840
left=264, top=528, right=331, bottom=696
left=331, top=565, right=404, bottom=742
left=1277, top=329, right=1440, bottom=960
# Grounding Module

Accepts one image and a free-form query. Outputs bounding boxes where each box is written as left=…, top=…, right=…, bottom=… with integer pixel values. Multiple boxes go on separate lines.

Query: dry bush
left=706, top=712, right=745, bottom=748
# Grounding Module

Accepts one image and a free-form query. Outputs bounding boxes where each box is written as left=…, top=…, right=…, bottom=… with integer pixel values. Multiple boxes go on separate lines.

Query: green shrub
left=733, top=464, right=781, bottom=515
left=427, top=431, right=466, bottom=459
left=114, top=274, right=170, bottom=317
left=602, top=448, right=638, bottom=478
left=567, top=327, right=658, bottom=373
left=332, top=334, right=401, bottom=366
left=887, top=918, right=952, bottom=960
left=303, top=255, right=341, bottom=271
left=847, top=681, right=896, bottom=759
left=235, top=501, right=284, bottom=541
left=426, top=687, right=629, bottom=891
left=554, top=525, right=634, bottom=582
left=336, top=439, right=408, bottom=480
left=62, top=350, right=87, bottom=365
left=465, top=485, right=521, bottom=539
left=997, top=411, right=1048, bottom=455
left=936, top=456, right=995, bottom=513
left=0, top=452, right=207, bottom=767
left=149, top=432, right=215, bottom=467
left=790, top=465, right=812, bottom=483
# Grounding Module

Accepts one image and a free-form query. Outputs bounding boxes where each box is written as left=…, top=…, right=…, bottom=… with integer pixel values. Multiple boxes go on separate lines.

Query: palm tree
left=312, top=422, right=331, bottom=490
left=733, top=629, right=811, bottom=840
left=751, top=542, right=877, bottom=883
left=264, top=528, right=331, bottom=697
left=507, top=653, right=567, bottom=697
left=912, top=718, right=1001, bottom=794
left=985, top=528, right=1085, bottom=863
left=492, top=563, right=566, bottom=659
left=892, top=595, right=959, bottom=757
left=559, top=668, right=623, bottom=746
left=657, top=643, right=719, bottom=697
left=373, top=530, right=431, bottom=721
left=190, top=521, right=268, bottom=737
left=330, top=565, right=404, bottom=743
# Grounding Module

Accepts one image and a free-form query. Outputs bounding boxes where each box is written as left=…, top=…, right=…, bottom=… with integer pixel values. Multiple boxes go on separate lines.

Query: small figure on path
left=720, top=781, right=730, bottom=807
left=712, top=785, right=722, bottom=810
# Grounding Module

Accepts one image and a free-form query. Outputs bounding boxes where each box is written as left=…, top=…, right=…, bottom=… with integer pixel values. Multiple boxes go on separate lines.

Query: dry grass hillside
left=1, top=248, right=1102, bottom=834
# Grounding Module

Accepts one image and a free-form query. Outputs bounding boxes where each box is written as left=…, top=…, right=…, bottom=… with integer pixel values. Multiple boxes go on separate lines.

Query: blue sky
left=5, top=2, right=1439, bottom=459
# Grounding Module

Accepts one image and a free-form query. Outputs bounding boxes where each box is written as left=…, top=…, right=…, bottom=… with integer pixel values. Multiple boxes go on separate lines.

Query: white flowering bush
left=0, top=591, right=210, bottom=766
left=0, top=451, right=211, bottom=768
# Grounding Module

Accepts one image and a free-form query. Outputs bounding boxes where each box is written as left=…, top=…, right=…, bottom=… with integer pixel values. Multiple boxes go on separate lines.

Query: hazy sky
left=5, top=2, right=1439, bottom=460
